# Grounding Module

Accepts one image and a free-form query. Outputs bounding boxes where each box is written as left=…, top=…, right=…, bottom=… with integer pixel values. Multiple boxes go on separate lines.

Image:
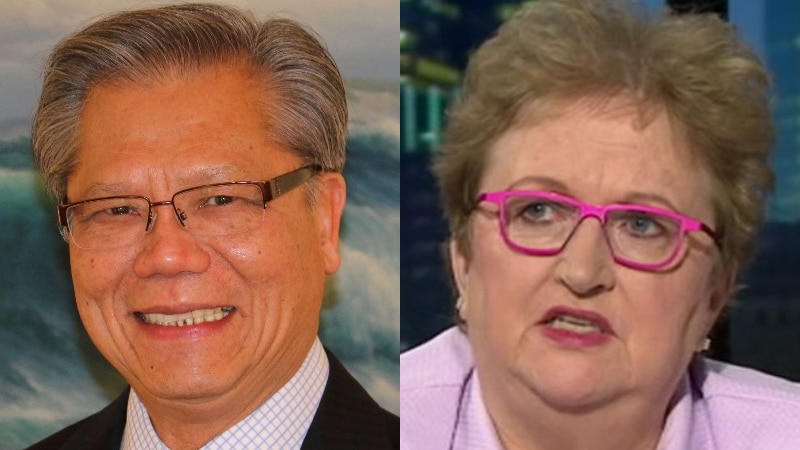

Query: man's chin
left=134, top=372, right=240, bottom=404
left=113, top=352, right=245, bottom=403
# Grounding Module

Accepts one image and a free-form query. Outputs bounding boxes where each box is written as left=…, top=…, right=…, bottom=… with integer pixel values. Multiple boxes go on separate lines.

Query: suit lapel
left=32, top=352, right=398, bottom=450
left=56, top=387, right=128, bottom=450
left=301, top=349, right=398, bottom=449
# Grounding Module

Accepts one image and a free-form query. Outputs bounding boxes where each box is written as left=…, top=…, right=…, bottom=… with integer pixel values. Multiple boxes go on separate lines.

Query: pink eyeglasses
left=475, top=190, right=720, bottom=271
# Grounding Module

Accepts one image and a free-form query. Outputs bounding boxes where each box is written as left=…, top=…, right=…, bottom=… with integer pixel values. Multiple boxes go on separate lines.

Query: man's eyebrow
left=77, top=165, right=249, bottom=199
left=79, top=182, right=134, bottom=199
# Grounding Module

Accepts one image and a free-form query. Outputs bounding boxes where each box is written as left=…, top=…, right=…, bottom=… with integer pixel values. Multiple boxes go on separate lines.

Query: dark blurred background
left=400, top=0, right=800, bottom=380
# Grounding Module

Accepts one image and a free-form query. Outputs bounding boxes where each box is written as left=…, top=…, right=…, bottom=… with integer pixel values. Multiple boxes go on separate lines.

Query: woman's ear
left=710, top=263, right=737, bottom=314
left=699, top=265, right=738, bottom=352
left=450, top=239, right=469, bottom=320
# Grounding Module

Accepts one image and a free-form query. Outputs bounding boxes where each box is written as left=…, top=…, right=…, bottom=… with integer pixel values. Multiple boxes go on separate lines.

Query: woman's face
left=452, top=96, right=726, bottom=416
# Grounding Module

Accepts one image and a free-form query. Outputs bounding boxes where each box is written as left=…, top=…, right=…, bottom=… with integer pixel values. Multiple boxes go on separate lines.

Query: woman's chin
left=510, top=355, right=626, bottom=412
left=535, top=383, right=615, bottom=412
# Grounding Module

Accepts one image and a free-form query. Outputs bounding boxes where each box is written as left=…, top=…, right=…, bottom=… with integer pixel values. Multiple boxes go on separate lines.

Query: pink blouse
left=401, top=327, right=800, bottom=450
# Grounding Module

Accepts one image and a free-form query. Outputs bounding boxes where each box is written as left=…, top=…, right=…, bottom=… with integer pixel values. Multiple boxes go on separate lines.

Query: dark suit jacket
left=26, top=350, right=399, bottom=449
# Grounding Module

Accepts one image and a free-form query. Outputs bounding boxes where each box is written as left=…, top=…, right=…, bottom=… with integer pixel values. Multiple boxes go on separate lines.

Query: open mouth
left=134, top=306, right=234, bottom=327
left=546, top=315, right=604, bottom=334
left=540, top=307, right=613, bottom=335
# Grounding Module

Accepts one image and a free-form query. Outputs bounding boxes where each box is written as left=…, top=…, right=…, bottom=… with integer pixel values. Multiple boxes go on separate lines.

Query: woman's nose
left=554, top=218, right=616, bottom=297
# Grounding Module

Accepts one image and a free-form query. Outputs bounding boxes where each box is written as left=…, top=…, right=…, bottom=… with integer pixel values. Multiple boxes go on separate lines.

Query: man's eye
left=84, top=204, right=143, bottom=223
left=109, top=206, right=136, bottom=215
left=205, top=195, right=236, bottom=207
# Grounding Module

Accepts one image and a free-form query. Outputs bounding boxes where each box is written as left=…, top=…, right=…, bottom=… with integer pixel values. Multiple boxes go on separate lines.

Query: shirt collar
left=656, top=357, right=715, bottom=450
left=122, top=337, right=329, bottom=450
left=453, top=369, right=503, bottom=450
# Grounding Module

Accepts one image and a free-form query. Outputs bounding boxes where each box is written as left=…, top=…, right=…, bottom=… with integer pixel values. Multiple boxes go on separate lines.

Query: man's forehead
left=67, top=140, right=298, bottom=200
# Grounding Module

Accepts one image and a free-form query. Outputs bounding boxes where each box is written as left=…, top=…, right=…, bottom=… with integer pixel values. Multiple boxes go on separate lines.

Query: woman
left=400, top=1, right=800, bottom=449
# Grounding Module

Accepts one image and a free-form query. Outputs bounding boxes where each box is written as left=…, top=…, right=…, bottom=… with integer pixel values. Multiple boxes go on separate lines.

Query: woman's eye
left=517, top=200, right=572, bottom=224
left=623, top=215, right=664, bottom=237
left=521, top=202, right=553, bottom=220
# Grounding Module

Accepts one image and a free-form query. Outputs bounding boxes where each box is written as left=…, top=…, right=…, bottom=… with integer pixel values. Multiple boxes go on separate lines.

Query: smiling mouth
left=134, top=306, right=234, bottom=327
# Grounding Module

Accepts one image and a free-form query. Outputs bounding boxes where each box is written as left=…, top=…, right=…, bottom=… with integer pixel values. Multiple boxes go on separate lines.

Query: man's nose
left=554, top=217, right=616, bottom=297
left=133, top=205, right=211, bottom=278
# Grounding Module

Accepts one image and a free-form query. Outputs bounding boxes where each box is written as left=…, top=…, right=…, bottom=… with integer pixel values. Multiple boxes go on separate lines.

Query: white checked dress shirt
left=121, top=337, right=329, bottom=450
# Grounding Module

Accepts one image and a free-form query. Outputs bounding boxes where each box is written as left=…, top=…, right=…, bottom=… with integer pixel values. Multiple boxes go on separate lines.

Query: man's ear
left=315, top=172, right=346, bottom=275
left=450, top=239, right=470, bottom=319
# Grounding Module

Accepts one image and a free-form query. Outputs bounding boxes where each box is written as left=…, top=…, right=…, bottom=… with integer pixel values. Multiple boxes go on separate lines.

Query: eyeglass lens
left=501, top=194, right=683, bottom=266
left=66, top=183, right=265, bottom=250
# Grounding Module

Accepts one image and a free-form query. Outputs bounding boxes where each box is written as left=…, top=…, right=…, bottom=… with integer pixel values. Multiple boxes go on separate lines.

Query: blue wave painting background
left=0, top=81, right=399, bottom=449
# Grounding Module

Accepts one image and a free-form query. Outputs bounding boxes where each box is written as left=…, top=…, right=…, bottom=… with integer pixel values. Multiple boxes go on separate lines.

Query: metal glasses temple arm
left=264, top=164, right=322, bottom=203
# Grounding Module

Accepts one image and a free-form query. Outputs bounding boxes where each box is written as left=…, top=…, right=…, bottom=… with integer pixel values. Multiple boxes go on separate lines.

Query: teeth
left=549, top=315, right=602, bottom=333
left=138, top=306, right=234, bottom=327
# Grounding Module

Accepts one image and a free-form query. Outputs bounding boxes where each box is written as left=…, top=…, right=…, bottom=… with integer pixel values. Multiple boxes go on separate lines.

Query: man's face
left=67, top=63, right=345, bottom=408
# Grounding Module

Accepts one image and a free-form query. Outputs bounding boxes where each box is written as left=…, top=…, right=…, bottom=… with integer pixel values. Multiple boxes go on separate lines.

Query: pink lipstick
left=539, top=306, right=614, bottom=348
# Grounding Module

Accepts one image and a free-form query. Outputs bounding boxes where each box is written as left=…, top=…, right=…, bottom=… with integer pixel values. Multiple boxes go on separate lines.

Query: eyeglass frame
left=57, top=164, right=322, bottom=244
left=474, top=190, right=721, bottom=271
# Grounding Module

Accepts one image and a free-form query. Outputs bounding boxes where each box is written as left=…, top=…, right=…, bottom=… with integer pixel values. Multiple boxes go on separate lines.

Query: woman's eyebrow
left=506, top=175, right=570, bottom=192
left=614, top=192, right=681, bottom=212
left=504, top=176, right=682, bottom=211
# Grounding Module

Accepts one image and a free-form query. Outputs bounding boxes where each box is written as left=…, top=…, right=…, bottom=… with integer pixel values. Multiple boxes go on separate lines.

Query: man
left=27, top=3, right=398, bottom=449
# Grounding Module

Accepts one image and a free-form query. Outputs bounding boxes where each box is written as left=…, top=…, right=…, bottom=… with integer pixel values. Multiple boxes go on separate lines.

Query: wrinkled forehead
left=510, top=92, right=689, bottom=147
left=67, top=63, right=289, bottom=200
left=487, top=92, right=708, bottom=177
left=480, top=93, right=715, bottom=219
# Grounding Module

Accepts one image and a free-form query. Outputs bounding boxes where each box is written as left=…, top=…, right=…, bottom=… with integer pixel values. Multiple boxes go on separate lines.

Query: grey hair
left=32, top=3, right=347, bottom=201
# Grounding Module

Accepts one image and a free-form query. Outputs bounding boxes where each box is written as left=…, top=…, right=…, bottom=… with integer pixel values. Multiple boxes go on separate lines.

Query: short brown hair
left=33, top=3, right=347, bottom=201
left=435, top=0, right=773, bottom=280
